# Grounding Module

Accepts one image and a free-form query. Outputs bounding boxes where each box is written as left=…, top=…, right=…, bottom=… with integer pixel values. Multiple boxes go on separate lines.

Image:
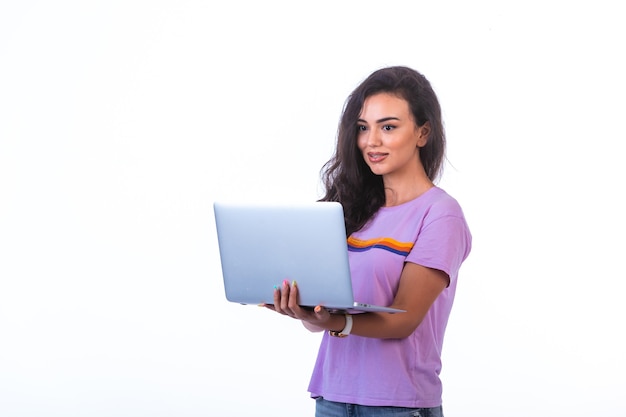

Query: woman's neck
left=383, top=171, right=433, bottom=207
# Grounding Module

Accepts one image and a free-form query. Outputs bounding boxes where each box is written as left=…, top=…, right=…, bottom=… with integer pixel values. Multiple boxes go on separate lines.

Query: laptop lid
left=213, top=201, right=404, bottom=313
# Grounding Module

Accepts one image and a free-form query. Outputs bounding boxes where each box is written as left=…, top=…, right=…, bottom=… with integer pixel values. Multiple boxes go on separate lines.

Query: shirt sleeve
left=405, top=211, right=472, bottom=285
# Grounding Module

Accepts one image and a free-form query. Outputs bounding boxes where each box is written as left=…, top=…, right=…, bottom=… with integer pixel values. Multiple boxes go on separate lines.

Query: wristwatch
left=329, top=314, right=353, bottom=338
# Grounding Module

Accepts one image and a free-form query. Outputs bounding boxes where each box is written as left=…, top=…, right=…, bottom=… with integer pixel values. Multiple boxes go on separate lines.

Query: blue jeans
left=315, top=397, right=444, bottom=417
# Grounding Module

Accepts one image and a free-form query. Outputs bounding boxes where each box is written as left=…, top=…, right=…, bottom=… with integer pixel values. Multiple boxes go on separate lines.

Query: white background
left=1, top=1, right=625, bottom=416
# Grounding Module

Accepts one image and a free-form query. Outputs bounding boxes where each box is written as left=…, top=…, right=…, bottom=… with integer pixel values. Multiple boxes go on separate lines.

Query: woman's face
left=356, top=93, right=429, bottom=178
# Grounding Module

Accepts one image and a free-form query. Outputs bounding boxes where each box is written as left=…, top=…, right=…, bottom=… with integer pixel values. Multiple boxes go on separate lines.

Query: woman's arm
left=302, top=321, right=325, bottom=332
left=265, top=263, right=448, bottom=339
left=347, top=262, right=449, bottom=339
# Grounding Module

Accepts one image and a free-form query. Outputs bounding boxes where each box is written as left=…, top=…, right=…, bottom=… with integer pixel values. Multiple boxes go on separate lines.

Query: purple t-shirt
left=308, top=187, right=472, bottom=407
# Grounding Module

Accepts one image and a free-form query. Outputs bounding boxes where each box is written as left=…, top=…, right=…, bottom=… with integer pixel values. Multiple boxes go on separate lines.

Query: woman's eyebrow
left=357, top=116, right=401, bottom=124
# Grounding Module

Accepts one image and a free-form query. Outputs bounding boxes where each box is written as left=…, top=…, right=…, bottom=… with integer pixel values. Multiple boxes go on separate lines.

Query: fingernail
left=292, top=280, right=297, bottom=287
left=273, top=285, right=279, bottom=290
left=283, top=279, right=289, bottom=287
left=314, top=306, right=321, bottom=313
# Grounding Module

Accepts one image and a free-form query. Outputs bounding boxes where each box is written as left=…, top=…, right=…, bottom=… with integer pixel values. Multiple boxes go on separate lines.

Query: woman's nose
left=366, top=129, right=382, bottom=147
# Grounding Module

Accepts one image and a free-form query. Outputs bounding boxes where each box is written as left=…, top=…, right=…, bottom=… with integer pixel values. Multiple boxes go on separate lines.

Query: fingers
left=272, top=280, right=330, bottom=325
left=274, top=279, right=298, bottom=317
left=288, top=280, right=300, bottom=311
left=272, top=284, right=282, bottom=311
left=280, top=279, right=291, bottom=313
left=313, top=305, right=331, bottom=321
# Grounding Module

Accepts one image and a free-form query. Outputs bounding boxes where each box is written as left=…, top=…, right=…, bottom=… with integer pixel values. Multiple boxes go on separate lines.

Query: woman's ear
left=416, top=121, right=431, bottom=148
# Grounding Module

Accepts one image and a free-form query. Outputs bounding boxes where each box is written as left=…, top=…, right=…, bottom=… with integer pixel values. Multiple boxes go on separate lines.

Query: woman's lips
left=367, top=152, right=388, bottom=163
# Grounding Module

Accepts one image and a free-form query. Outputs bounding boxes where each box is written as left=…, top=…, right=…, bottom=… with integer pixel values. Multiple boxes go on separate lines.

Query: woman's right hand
left=262, top=279, right=332, bottom=330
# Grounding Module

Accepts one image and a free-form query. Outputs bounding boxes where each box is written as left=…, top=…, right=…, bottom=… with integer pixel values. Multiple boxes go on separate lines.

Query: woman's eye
left=357, top=125, right=367, bottom=132
left=383, top=125, right=395, bottom=131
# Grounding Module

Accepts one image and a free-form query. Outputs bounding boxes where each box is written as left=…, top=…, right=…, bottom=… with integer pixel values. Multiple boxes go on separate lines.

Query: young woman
left=266, top=66, right=472, bottom=417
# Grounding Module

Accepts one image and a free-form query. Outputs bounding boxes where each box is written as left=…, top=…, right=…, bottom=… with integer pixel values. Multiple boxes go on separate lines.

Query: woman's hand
left=262, top=279, right=332, bottom=329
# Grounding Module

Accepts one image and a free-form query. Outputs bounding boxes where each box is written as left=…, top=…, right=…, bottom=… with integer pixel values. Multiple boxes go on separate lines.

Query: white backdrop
left=1, top=1, right=625, bottom=416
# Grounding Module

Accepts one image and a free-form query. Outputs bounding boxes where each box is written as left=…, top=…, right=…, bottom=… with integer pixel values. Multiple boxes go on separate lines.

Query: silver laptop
left=213, top=201, right=404, bottom=313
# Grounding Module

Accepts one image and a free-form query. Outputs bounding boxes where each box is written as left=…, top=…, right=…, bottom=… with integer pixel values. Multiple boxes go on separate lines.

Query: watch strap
left=329, top=314, right=353, bottom=337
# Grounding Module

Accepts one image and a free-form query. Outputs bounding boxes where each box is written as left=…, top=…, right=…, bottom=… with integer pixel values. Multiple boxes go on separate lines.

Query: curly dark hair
left=319, top=66, right=446, bottom=235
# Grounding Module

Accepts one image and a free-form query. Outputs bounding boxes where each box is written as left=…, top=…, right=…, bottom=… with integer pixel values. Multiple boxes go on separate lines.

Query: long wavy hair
left=319, top=66, right=446, bottom=236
